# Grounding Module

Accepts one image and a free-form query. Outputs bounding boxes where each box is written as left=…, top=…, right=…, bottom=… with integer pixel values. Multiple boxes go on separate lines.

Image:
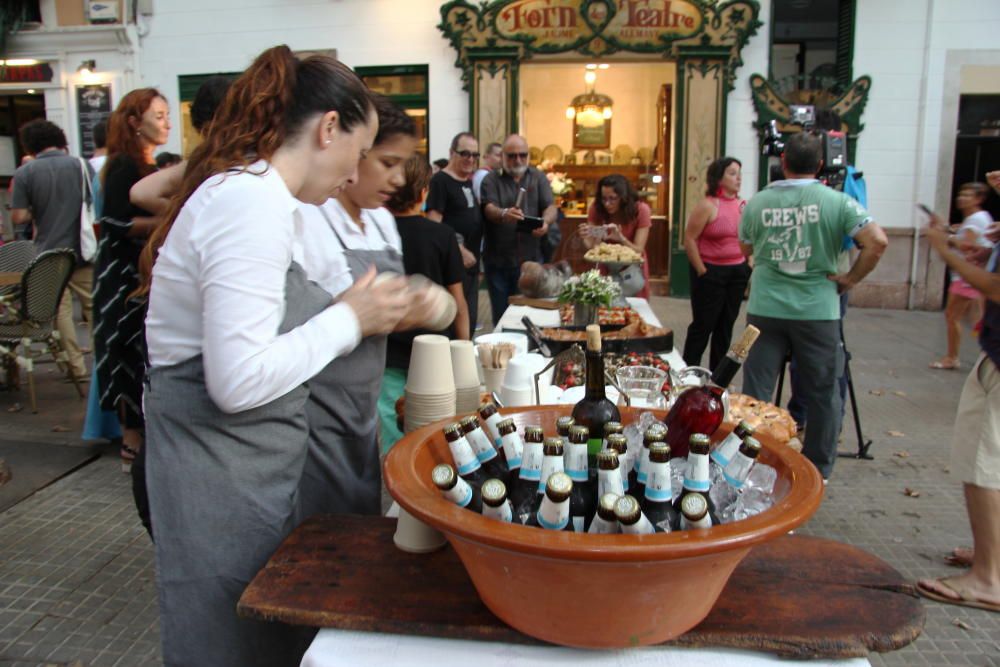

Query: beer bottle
left=538, top=437, right=566, bottom=495
left=587, top=492, right=621, bottom=534
left=664, top=326, right=759, bottom=458
left=496, top=417, right=524, bottom=480
left=478, top=401, right=505, bottom=447
left=461, top=415, right=508, bottom=481
left=596, top=449, right=626, bottom=502
left=710, top=420, right=755, bottom=470
left=641, top=442, right=678, bottom=532
left=526, top=472, right=574, bottom=531
left=443, top=423, right=488, bottom=489
left=712, top=436, right=763, bottom=512
left=614, top=495, right=654, bottom=535
left=432, top=463, right=481, bottom=513
left=509, top=425, right=545, bottom=522
left=679, top=492, right=713, bottom=530
left=556, top=415, right=575, bottom=447
left=481, top=478, right=513, bottom=523
left=672, top=433, right=718, bottom=523
left=633, top=425, right=667, bottom=500
left=602, top=420, right=623, bottom=449
left=571, top=325, right=621, bottom=464
left=565, top=425, right=595, bottom=531
left=605, top=433, right=630, bottom=496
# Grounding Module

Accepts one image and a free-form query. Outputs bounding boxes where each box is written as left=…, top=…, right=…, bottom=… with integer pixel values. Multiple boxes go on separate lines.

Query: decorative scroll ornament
left=749, top=73, right=873, bottom=135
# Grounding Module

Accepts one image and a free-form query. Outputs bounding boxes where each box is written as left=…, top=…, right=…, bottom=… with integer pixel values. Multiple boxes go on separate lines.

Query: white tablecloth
left=493, top=298, right=684, bottom=370
left=302, top=627, right=871, bottom=666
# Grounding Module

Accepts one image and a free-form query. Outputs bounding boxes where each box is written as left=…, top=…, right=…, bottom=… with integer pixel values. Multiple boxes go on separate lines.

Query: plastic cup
left=393, top=507, right=446, bottom=554
left=482, top=367, right=507, bottom=395
left=450, top=340, right=480, bottom=390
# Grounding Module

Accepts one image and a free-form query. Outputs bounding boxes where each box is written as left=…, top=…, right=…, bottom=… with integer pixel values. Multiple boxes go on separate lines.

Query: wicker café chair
left=0, top=249, right=83, bottom=412
left=0, top=240, right=37, bottom=299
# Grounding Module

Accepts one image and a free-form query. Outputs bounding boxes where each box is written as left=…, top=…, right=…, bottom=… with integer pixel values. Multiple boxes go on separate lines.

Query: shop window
left=356, top=65, right=429, bottom=155
left=768, top=0, right=855, bottom=97
left=176, top=72, right=239, bottom=157
left=0, top=94, right=46, bottom=185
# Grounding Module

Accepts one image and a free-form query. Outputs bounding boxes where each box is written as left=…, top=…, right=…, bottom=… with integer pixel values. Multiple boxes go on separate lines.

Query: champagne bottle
left=614, top=495, right=654, bottom=535
left=461, top=415, right=508, bottom=481
left=571, top=325, right=621, bottom=464
left=526, top=472, right=574, bottom=531
left=587, top=492, right=621, bottom=534
left=432, top=463, right=481, bottom=513
left=641, top=442, right=679, bottom=532
left=481, top=478, right=513, bottom=523
left=509, top=425, right=545, bottom=522
left=664, top=326, right=759, bottom=458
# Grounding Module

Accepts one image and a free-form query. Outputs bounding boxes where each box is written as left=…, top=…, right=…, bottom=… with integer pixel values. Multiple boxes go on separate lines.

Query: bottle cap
left=443, top=423, right=463, bottom=441
left=459, top=415, right=481, bottom=432
left=735, top=420, right=755, bottom=438
left=680, top=493, right=709, bottom=521
left=648, top=442, right=671, bottom=463
left=605, top=433, right=627, bottom=454
left=613, top=495, right=641, bottom=524
left=556, top=416, right=575, bottom=435
left=479, top=402, right=498, bottom=419
left=603, top=421, right=623, bottom=436
left=597, top=492, right=620, bottom=521
left=689, top=433, right=711, bottom=455
left=524, top=425, right=544, bottom=442
left=497, top=417, right=517, bottom=436
left=597, top=449, right=620, bottom=470
left=545, top=471, right=573, bottom=501
left=740, top=435, right=762, bottom=459
left=543, top=437, right=565, bottom=456
left=431, top=463, right=457, bottom=490
left=568, top=424, right=590, bottom=443
left=481, top=478, right=507, bottom=507
left=586, top=324, right=601, bottom=352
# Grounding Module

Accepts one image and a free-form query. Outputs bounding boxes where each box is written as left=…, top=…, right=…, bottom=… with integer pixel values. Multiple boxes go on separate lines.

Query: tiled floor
left=0, top=296, right=998, bottom=666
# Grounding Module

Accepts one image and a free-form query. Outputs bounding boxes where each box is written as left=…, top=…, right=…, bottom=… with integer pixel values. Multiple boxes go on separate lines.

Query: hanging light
left=565, top=68, right=613, bottom=123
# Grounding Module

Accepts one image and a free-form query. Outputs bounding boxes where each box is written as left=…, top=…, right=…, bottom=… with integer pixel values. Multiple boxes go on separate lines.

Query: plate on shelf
left=529, top=146, right=542, bottom=164
left=541, top=144, right=564, bottom=163
left=612, top=144, right=634, bottom=164
left=636, top=147, right=654, bottom=165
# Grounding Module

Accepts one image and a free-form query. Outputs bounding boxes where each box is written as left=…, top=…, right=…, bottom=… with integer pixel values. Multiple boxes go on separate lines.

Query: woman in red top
left=682, top=157, right=751, bottom=371
left=581, top=174, right=652, bottom=298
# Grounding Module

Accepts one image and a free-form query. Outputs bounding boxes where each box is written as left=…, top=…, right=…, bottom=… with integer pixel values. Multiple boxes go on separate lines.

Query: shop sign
left=494, top=0, right=703, bottom=50
left=0, top=63, right=54, bottom=84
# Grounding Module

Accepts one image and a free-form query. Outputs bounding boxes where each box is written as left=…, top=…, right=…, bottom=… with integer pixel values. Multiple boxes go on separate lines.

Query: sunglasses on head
left=454, top=150, right=480, bottom=159
left=505, top=152, right=529, bottom=160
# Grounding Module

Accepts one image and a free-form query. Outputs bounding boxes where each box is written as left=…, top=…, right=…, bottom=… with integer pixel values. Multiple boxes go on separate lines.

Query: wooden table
left=238, top=515, right=925, bottom=660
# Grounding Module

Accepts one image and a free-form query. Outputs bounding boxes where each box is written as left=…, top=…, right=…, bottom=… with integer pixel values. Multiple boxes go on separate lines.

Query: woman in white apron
left=294, top=98, right=431, bottom=519
left=141, top=47, right=410, bottom=667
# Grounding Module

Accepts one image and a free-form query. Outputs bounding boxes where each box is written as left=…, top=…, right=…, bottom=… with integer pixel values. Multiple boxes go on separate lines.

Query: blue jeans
left=486, top=265, right=520, bottom=327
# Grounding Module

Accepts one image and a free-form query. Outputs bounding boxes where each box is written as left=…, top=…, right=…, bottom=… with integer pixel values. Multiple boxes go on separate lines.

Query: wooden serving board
left=238, top=515, right=924, bottom=659
left=506, top=295, right=561, bottom=310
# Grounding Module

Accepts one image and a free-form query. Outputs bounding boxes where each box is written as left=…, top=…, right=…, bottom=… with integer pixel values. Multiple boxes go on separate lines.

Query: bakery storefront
left=439, top=0, right=761, bottom=295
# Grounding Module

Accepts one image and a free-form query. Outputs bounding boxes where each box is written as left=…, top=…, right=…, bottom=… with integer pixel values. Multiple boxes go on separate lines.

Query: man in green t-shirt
left=738, top=132, right=888, bottom=478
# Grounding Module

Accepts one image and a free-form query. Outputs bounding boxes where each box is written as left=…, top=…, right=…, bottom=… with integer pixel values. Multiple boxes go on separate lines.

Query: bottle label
left=597, top=469, right=624, bottom=500
left=483, top=413, right=504, bottom=446
left=723, top=452, right=754, bottom=488
left=444, top=479, right=473, bottom=508
left=538, top=499, right=569, bottom=530
left=448, top=436, right=481, bottom=477
left=637, top=448, right=651, bottom=485
left=564, top=443, right=588, bottom=482
left=588, top=517, right=618, bottom=534
left=621, top=513, right=654, bottom=535
left=710, top=432, right=741, bottom=468
left=500, top=433, right=523, bottom=469
left=467, top=429, right=499, bottom=463
left=683, top=453, right=710, bottom=492
left=571, top=515, right=584, bottom=532
left=519, top=443, right=543, bottom=481
left=484, top=500, right=513, bottom=522
left=644, top=463, right=672, bottom=503
left=538, top=457, right=565, bottom=494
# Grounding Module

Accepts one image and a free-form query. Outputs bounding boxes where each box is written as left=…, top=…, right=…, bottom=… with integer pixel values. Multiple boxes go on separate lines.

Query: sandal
left=929, top=358, right=960, bottom=370
left=120, top=444, right=138, bottom=474
left=945, top=546, right=974, bottom=568
left=916, top=577, right=1000, bottom=613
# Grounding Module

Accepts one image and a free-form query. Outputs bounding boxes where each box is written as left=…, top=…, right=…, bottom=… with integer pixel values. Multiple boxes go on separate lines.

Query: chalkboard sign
left=77, top=84, right=112, bottom=158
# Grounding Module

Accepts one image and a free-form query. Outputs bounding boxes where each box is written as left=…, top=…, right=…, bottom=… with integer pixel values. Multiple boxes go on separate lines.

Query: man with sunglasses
left=481, top=134, right=558, bottom=326
left=427, top=132, right=484, bottom=334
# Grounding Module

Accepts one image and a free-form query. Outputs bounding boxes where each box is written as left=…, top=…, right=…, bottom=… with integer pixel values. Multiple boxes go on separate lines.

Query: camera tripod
left=773, top=325, right=874, bottom=460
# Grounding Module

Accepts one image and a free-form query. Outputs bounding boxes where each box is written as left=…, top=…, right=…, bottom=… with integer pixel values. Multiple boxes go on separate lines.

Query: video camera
left=761, top=105, right=849, bottom=191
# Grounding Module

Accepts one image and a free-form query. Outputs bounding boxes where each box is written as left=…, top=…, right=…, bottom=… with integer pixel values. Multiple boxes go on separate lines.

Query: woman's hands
left=338, top=267, right=410, bottom=337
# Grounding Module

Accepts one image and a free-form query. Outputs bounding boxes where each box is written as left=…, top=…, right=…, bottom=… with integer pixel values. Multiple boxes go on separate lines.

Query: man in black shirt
left=480, top=134, right=558, bottom=326
left=426, top=132, right=483, bottom=334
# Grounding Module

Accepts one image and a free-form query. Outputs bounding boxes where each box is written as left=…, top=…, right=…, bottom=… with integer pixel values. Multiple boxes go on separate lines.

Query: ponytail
left=137, top=44, right=374, bottom=296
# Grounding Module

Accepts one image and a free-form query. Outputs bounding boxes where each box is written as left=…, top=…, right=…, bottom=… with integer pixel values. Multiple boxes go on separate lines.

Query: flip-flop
left=929, top=359, right=961, bottom=370
left=916, top=577, right=1000, bottom=613
left=945, top=547, right=974, bottom=568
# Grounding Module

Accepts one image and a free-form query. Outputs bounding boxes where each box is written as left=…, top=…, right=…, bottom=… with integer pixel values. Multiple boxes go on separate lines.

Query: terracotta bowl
left=383, top=405, right=824, bottom=649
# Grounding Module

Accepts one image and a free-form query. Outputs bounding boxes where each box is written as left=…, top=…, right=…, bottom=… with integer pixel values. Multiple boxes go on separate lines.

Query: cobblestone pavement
left=0, top=297, right=998, bottom=666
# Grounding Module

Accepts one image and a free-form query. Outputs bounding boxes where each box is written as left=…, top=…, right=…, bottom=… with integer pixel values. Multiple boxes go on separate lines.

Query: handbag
left=78, top=158, right=97, bottom=262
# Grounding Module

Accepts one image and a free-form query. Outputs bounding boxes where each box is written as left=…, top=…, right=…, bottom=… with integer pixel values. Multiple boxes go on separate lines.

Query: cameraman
left=738, top=131, right=888, bottom=479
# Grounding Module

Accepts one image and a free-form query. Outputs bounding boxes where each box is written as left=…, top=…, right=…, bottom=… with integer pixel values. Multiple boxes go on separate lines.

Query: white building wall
left=135, top=0, right=466, bottom=160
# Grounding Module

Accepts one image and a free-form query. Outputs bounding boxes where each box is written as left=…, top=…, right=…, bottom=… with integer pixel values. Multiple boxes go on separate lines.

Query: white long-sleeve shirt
left=146, top=160, right=361, bottom=413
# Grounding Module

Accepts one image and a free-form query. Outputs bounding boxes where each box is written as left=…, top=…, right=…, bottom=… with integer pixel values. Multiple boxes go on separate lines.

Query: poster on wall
left=77, top=84, right=112, bottom=158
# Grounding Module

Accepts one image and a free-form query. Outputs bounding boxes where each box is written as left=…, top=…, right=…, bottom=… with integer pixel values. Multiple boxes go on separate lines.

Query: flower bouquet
left=558, top=270, right=621, bottom=325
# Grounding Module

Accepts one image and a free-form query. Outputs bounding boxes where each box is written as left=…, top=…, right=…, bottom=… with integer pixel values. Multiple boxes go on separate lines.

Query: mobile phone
left=917, top=203, right=933, bottom=216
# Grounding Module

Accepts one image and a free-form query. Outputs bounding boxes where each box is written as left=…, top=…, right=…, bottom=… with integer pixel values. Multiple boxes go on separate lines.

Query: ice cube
left=746, top=463, right=777, bottom=493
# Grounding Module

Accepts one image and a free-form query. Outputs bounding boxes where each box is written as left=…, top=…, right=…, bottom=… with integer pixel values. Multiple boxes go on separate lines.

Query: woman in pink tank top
left=682, top=157, right=752, bottom=370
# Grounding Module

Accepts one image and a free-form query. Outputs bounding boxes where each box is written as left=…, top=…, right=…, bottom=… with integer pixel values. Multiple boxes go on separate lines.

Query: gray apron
left=145, top=262, right=331, bottom=667
left=296, top=210, right=404, bottom=520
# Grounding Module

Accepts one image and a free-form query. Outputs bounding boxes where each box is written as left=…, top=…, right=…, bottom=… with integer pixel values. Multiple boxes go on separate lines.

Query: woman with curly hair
left=580, top=173, right=652, bottom=298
